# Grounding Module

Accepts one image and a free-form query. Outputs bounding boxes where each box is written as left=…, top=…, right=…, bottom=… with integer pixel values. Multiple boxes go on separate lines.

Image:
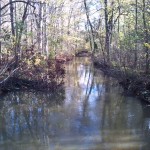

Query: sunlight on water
left=0, top=58, right=150, bottom=150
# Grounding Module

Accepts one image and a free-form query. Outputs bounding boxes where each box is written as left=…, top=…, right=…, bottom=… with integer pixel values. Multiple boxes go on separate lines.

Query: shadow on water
left=0, top=57, right=150, bottom=150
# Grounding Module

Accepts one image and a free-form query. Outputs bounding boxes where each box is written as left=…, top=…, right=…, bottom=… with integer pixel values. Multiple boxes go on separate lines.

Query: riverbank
left=0, top=58, right=66, bottom=94
left=75, top=50, right=91, bottom=57
left=93, top=57, right=150, bottom=103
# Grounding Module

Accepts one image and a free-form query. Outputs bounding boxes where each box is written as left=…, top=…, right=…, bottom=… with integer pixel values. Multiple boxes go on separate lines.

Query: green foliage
left=15, top=21, right=24, bottom=32
left=144, top=43, right=150, bottom=49
left=120, top=28, right=145, bottom=51
left=49, top=50, right=55, bottom=59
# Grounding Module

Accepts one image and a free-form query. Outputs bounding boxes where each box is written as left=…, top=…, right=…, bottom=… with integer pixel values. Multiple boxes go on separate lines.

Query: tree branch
left=0, top=67, right=19, bottom=84
left=1, top=0, right=35, bottom=11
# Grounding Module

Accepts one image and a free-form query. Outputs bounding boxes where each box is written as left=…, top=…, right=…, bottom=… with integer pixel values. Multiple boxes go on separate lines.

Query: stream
left=0, top=57, right=150, bottom=150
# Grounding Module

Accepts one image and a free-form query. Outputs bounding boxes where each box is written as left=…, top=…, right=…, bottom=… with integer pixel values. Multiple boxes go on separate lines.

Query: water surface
left=0, top=57, right=150, bottom=150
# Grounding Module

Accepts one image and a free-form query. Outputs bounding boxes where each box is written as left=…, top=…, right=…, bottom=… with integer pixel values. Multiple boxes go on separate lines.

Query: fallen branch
left=0, top=68, right=19, bottom=84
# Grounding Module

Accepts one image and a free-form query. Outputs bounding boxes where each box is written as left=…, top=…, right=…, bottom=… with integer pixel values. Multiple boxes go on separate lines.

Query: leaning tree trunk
left=84, top=0, right=95, bottom=54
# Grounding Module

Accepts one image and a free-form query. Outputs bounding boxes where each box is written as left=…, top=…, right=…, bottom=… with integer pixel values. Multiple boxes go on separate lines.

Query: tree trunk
left=0, top=1, right=2, bottom=64
left=104, top=0, right=110, bottom=64
left=15, top=0, right=30, bottom=67
left=37, top=2, right=42, bottom=51
left=143, top=0, right=149, bottom=74
left=42, top=3, right=47, bottom=55
left=84, top=0, right=95, bottom=54
left=134, top=0, right=138, bottom=68
left=9, top=0, right=15, bottom=36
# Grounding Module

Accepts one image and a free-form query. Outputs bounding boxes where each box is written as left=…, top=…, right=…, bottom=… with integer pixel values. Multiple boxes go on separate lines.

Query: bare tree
left=84, top=0, right=95, bottom=53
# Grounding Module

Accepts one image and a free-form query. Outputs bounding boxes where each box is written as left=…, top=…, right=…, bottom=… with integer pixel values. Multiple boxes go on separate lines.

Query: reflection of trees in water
left=101, top=87, right=143, bottom=130
left=0, top=88, right=65, bottom=144
left=78, top=62, right=150, bottom=149
left=83, top=66, right=97, bottom=117
left=141, top=103, right=150, bottom=147
left=0, top=58, right=150, bottom=150
left=64, top=58, right=105, bottom=136
left=99, top=77, right=147, bottom=149
left=74, top=60, right=105, bottom=135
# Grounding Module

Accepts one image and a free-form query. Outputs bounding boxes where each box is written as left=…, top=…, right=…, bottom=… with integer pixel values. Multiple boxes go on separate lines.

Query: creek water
left=0, top=57, right=150, bottom=150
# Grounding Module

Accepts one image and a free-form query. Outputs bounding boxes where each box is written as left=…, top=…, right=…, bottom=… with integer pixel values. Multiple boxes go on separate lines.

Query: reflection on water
left=0, top=57, right=150, bottom=150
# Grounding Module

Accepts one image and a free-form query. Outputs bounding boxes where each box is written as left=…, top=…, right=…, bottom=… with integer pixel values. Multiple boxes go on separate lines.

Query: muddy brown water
left=0, top=57, right=150, bottom=150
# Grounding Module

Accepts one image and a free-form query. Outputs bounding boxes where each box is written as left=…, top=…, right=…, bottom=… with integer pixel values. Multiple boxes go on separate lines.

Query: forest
left=0, top=0, right=150, bottom=150
left=0, top=0, right=150, bottom=96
